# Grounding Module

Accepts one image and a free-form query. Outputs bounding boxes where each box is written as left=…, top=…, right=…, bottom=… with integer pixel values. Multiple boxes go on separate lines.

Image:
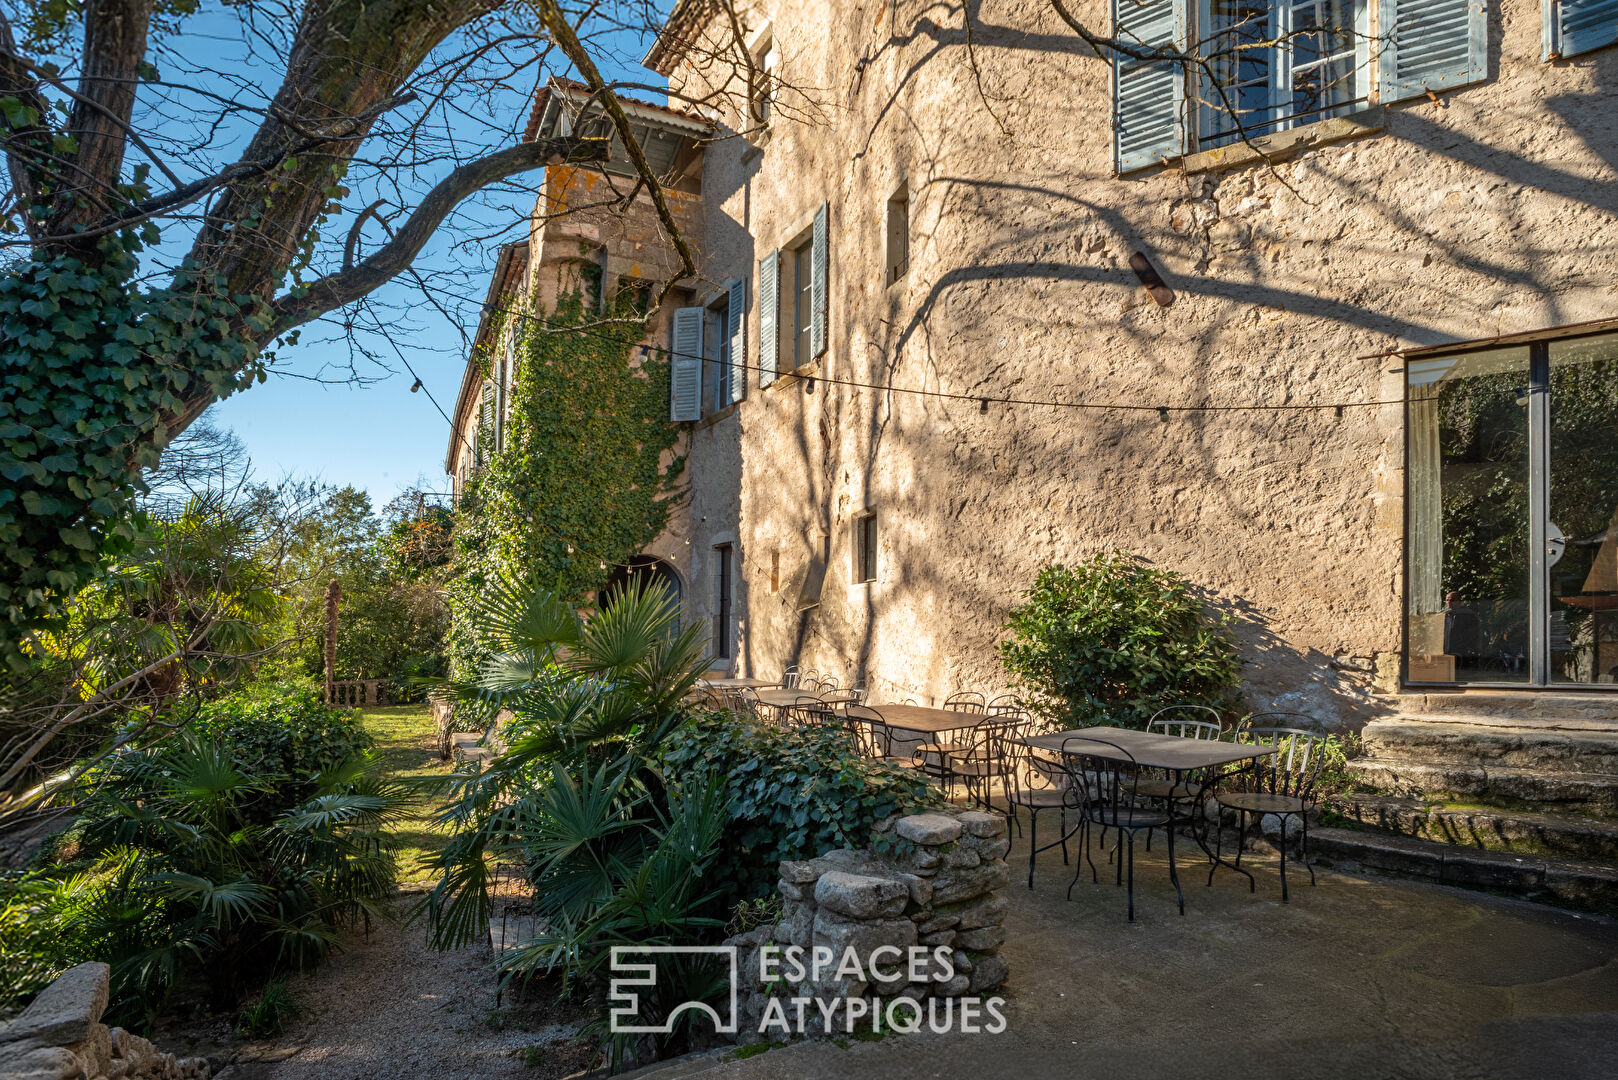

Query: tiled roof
left=522, top=77, right=710, bottom=144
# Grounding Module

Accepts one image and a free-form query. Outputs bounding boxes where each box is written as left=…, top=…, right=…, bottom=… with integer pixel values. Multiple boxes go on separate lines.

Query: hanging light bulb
left=410, top=378, right=422, bottom=393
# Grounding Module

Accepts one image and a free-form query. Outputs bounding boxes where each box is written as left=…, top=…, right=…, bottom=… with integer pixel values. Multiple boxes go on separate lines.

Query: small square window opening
left=885, top=186, right=909, bottom=287
left=855, top=513, right=878, bottom=584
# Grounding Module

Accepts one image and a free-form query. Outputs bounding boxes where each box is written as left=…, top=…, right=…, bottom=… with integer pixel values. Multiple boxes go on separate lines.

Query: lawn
left=358, top=704, right=453, bottom=888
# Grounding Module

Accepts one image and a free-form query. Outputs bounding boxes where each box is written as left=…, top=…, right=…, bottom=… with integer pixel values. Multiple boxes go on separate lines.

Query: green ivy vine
left=449, top=269, right=686, bottom=673
left=0, top=227, right=270, bottom=670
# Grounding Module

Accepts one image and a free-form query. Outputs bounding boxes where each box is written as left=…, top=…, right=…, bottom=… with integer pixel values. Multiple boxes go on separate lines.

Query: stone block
left=916, top=913, right=961, bottom=934
left=811, top=911, right=918, bottom=958
left=952, top=895, right=1008, bottom=931
left=955, top=925, right=1007, bottom=951
left=943, top=845, right=982, bottom=869
left=936, top=974, right=971, bottom=997
left=814, top=871, right=909, bottom=919
left=773, top=902, right=813, bottom=947
left=966, top=836, right=1012, bottom=861
left=779, top=859, right=821, bottom=884
left=894, top=871, right=933, bottom=906
left=778, top=880, right=806, bottom=901
left=0, top=963, right=109, bottom=1049
left=969, top=954, right=1010, bottom=992
left=957, top=811, right=1006, bottom=839
left=919, top=930, right=957, bottom=947
left=931, top=860, right=1012, bottom=904
left=0, top=1046, right=82, bottom=1080
left=896, top=813, right=963, bottom=845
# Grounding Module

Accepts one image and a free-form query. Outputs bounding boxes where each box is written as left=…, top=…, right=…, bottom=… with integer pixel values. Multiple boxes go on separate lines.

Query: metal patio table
left=1018, top=727, right=1276, bottom=895
left=699, top=677, right=779, bottom=689
left=868, top=704, right=991, bottom=737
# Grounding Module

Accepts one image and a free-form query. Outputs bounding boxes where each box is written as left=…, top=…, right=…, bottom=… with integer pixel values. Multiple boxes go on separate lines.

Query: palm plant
left=419, top=573, right=718, bottom=969
left=50, top=731, right=407, bottom=1023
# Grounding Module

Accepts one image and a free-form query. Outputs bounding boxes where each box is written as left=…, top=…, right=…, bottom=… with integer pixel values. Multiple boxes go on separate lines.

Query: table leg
left=1191, top=770, right=1256, bottom=892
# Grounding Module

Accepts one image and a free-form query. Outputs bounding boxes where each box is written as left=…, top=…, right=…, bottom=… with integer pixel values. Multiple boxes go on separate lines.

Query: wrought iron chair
left=943, top=690, right=987, bottom=714
left=1211, top=722, right=1329, bottom=902
left=987, top=694, right=1020, bottom=714
left=725, top=686, right=761, bottom=722
left=781, top=665, right=802, bottom=689
left=995, top=717, right=1080, bottom=887
left=816, top=689, right=863, bottom=710
left=1059, top=736, right=1181, bottom=922
left=843, top=705, right=921, bottom=769
left=941, top=713, right=1018, bottom=812
left=1136, top=705, right=1223, bottom=852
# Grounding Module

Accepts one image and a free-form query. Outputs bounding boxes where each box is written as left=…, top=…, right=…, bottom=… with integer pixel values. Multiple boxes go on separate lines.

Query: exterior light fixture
left=410, top=379, right=422, bottom=393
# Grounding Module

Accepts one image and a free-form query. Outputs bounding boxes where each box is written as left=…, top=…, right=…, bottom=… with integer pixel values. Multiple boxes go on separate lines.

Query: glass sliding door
left=1406, top=347, right=1533, bottom=684
left=1548, top=333, right=1618, bottom=684
left=1406, top=328, right=1618, bottom=686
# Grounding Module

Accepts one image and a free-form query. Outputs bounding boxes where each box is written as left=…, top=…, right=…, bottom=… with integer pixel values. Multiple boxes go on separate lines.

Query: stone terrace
left=631, top=824, right=1618, bottom=1080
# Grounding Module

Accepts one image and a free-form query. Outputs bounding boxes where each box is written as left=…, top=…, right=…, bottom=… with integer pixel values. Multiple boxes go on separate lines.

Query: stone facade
left=721, top=808, right=1011, bottom=1041
left=454, top=0, right=1618, bottom=727
left=0, top=964, right=210, bottom=1080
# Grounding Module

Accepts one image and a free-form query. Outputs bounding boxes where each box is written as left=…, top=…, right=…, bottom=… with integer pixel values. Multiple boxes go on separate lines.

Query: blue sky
left=175, top=6, right=664, bottom=509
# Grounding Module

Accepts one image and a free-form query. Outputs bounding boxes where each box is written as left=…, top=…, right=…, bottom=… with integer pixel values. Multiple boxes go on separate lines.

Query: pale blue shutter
left=727, top=275, right=747, bottom=404
left=1113, top=0, right=1186, bottom=173
left=670, top=307, right=703, bottom=421
left=1378, top=0, right=1487, bottom=102
left=1545, top=0, right=1618, bottom=59
left=810, top=202, right=828, bottom=360
left=758, top=250, right=779, bottom=387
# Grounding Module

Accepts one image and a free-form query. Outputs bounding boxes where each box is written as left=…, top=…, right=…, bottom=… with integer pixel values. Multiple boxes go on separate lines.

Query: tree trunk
left=324, top=578, right=341, bottom=704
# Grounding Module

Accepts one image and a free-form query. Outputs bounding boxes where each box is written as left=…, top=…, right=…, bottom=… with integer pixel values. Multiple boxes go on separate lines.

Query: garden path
left=220, top=706, right=594, bottom=1080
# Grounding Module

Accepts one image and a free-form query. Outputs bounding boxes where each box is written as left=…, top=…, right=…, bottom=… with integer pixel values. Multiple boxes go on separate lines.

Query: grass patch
left=358, top=705, right=452, bottom=887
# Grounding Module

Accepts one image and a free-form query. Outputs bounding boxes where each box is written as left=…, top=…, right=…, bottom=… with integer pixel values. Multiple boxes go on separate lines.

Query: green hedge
left=193, top=680, right=370, bottom=805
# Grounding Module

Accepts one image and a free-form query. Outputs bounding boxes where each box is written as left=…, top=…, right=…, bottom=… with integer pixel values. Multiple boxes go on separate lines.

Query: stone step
left=1361, top=718, right=1618, bottom=773
left=1391, top=691, right=1618, bottom=726
left=1307, top=826, right=1618, bottom=916
left=1346, top=758, right=1618, bottom=814
left=1323, top=793, right=1618, bottom=862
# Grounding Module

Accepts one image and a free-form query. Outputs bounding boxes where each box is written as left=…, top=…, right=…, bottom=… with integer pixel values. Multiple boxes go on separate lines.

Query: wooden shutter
left=810, top=202, right=829, bottom=360
left=670, top=307, right=703, bottom=422
left=1113, top=0, right=1186, bottom=173
left=1545, top=0, right=1618, bottom=59
left=475, top=382, right=494, bottom=468
left=1378, top=0, right=1487, bottom=102
left=758, top=250, right=780, bottom=387
left=727, top=275, right=747, bottom=404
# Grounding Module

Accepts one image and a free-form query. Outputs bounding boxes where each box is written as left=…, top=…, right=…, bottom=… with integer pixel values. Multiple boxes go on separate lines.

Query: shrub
left=193, top=680, right=371, bottom=803
left=5, top=695, right=403, bottom=1026
left=661, top=714, right=944, bottom=903
left=238, top=980, right=305, bottom=1037
left=999, top=553, right=1243, bottom=729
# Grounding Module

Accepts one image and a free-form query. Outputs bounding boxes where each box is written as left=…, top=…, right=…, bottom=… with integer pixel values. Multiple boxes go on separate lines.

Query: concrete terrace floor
left=659, top=825, right=1618, bottom=1080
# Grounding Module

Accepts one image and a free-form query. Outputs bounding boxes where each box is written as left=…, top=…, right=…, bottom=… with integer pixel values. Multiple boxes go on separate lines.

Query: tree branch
left=261, top=134, right=609, bottom=339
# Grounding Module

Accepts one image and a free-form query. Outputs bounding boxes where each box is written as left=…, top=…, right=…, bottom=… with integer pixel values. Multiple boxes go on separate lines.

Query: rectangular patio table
left=752, top=688, right=828, bottom=708
left=700, top=677, right=779, bottom=689
left=866, top=704, right=989, bottom=736
left=1018, top=727, right=1276, bottom=894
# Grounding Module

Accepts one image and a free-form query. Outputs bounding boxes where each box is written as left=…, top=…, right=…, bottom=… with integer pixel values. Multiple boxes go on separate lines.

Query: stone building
left=451, top=0, right=1618, bottom=730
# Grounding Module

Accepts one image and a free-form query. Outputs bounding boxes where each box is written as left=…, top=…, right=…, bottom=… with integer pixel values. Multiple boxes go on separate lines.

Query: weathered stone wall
left=722, top=809, right=1011, bottom=1041
left=0, top=963, right=209, bottom=1080
left=654, top=0, right=1618, bottom=727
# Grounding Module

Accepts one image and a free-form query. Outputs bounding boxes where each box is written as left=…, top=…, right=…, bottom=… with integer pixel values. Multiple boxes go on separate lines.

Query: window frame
left=713, top=543, right=734, bottom=659
left=884, top=183, right=910, bottom=289
left=853, top=511, right=878, bottom=585
left=706, top=294, right=732, bottom=414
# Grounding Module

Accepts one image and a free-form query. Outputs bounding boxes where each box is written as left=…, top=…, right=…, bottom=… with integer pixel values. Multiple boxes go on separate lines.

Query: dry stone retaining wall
left=722, top=808, right=1012, bottom=1041
left=0, top=963, right=209, bottom=1080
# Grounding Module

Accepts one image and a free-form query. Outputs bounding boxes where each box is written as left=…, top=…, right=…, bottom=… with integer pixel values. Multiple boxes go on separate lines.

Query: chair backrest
left=843, top=705, right=890, bottom=758
left=847, top=685, right=869, bottom=705
left=1057, top=737, right=1143, bottom=827
left=725, top=686, right=760, bottom=719
left=788, top=695, right=833, bottom=727
left=1147, top=705, right=1222, bottom=742
left=943, top=691, right=987, bottom=714
left=1246, top=726, right=1330, bottom=802
left=817, top=689, right=861, bottom=709
left=781, top=665, right=802, bottom=689
left=991, top=714, right=1059, bottom=795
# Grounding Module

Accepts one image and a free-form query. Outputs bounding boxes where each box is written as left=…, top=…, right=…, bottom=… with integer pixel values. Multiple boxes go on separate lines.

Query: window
left=1200, top=0, right=1361, bottom=147
left=854, top=512, right=878, bottom=584
left=713, top=544, right=733, bottom=659
left=885, top=185, right=909, bottom=287
left=1111, top=0, right=1485, bottom=173
left=708, top=297, right=732, bottom=412
left=759, top=203, right=827, bottom=387
left=792, top=240, right=813, bottom=370
left=751, top=34, right=777, bottom=128
left=669, top=306, right=704, bottom=421
left=770, top=550, right=780, bottom=594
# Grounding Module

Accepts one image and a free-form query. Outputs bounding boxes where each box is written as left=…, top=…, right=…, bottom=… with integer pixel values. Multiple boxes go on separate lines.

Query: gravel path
left=225, top=894, right=593, bottom=1080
